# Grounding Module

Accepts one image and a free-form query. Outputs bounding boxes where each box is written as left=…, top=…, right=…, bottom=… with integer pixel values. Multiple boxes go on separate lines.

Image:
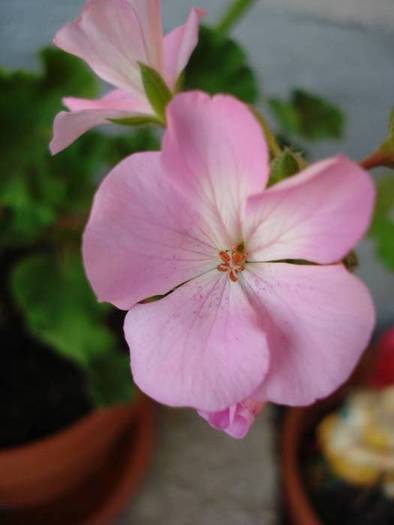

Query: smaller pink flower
left=83, top=92, right=376, bottom=437
left=199, top=398, right=265, bottom=439
left=50, top=0, right=204, bottom=154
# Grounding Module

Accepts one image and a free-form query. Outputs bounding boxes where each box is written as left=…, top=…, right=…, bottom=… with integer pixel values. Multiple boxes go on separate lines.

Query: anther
left=229, top=270, right=238, bottom=282
left=219, top=251, right=231, bottom=263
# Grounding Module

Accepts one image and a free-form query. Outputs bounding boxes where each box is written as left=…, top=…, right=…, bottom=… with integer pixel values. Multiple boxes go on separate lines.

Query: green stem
left=250, top=107, right=282, bottom=159
left=216, top=0, right=258, bottom=35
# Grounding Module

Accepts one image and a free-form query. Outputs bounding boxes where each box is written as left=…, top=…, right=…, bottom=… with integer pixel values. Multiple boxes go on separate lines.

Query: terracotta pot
left=282, top=405, right=323, bottom=525
left=0, top=396, right=154, bottom=525
left=281, top=343, right=380, bottom=525
left=282, top=389, right=371, bottom=525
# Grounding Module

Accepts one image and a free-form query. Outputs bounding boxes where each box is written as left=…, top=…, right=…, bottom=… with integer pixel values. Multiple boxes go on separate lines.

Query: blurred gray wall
left=263, top=0, right=394, bottom=28
left=0, top=0, right=393, bottom=326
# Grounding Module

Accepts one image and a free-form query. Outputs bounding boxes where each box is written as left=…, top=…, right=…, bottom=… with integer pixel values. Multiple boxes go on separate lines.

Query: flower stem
left=360, top=149, right=394, bottom=171
left=216, top=0, right=258, bottom=35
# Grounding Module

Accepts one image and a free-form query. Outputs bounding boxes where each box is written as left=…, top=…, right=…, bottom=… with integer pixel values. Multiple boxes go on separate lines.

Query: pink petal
left=83, top=152, right=219, bottom=310
left=163, top=8, right=205, bottom=89
left=128, top=0, right=163, bottom=71
left=50, top=109, right=125, bottom=155
left=63, top=88, right=151, bottom=112
left=50, top=89, right=152, bottom=154
left=162, top=92, right=269, bottom=247
left=198, top=398, right=265, bottom=439
left=53, top=0, right=163, bottom=95
left=125, top=271, right=270, bottom=411
left=243, top=263, right=375, bottom=405
left=244, top=156, right=375, bottom=264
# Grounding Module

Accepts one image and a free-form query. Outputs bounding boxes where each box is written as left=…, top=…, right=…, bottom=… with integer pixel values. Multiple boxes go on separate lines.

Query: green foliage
left=10, top=252, right=134, bottom=406
left=370, top=172, right=394, bottom=270
left=11, top=252, right=114, bottom=367
left=269, top=148, right=303, bottom=186
left=269, top=89, right=345, bottom=141
left=0, top=48, right=98, bottom=247
left=87, top=350, right=135, bottom=406
left=184, top=25, right=258, bottom=104
left=0, top=48, right=158, bottom=248
left=40, top=47, right=99, bottom=97
left=139, top=62, right=172, bottom=122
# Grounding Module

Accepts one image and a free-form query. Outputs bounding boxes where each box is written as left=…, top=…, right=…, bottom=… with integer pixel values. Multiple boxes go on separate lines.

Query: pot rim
left=0, top=396, right=155, bottom=525
left=0, top=397, right=141, bottom=461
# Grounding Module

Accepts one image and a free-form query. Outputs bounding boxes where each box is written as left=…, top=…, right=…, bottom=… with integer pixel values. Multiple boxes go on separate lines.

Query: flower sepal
left=139, top=63, right=173, bottom=123
left=268, top=147, right=306, bottom=187
left=109, top=114, right=163, bottom=128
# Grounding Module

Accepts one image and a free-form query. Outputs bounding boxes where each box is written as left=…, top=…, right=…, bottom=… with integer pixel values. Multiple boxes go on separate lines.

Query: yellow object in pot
left=318, top=387, right=394, bottom=497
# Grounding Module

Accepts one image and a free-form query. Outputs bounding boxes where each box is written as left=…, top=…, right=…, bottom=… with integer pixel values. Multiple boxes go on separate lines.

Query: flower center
left=217, top=244, right=247, bottom=282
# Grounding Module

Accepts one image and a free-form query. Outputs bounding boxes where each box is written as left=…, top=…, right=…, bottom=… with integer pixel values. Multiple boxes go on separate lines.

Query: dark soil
left=0, top=327, right=92, bottom=449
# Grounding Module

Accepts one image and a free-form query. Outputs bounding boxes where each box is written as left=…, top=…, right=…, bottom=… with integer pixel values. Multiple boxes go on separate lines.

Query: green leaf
left=0, top=48, right=160, bottom=249
left=369, top=172, right=394, bottom=270
left=269, top=89, right=345, bottom=141
left=11, top=253, right=115, bottom=366
left=139, top=63, right=172, bottom=122
left=0, top=48, right=100, bottom=247
left=269, top=148, right=302, bottom=186
left=40, top=47, right=99, bottom=98
left=87, top=350, right=135, bottom=407
left=184, top=25, right=258, bottom=104
left=268, top=99, right=300, bottom=136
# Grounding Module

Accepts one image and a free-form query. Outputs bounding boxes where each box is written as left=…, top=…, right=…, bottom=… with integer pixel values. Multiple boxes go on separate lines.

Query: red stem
left=360, top=150, right=393, bottom=171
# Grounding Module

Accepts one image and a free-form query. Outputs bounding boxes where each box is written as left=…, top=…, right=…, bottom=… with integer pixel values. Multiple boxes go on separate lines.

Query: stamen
left=216, top=245, right=247, bottom=282
left=219, top=251, right=231, bottom=263
left=229, top=270, right=238, bottom=282
left=232, top=252, right=243, bottom=265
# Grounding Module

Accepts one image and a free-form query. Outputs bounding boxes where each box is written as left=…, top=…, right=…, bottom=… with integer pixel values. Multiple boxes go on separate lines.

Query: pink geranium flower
left=83, top=91, right=375, bottom=438
left=50, top=0, right=203, bottom=154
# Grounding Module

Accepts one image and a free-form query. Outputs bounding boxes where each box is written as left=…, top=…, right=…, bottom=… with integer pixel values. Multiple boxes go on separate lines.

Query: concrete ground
left=1, top=1, right=393, bottom=524
left=119, top=406, right=278, bottom=525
